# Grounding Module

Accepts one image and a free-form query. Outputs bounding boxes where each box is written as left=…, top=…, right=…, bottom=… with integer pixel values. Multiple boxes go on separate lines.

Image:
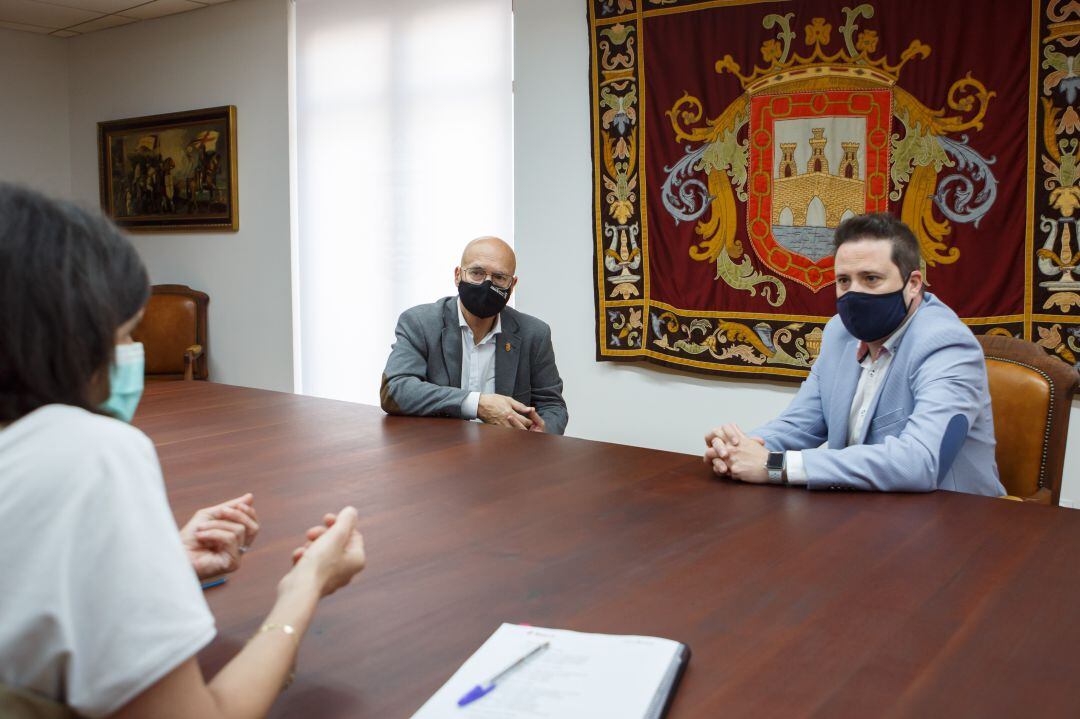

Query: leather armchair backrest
left=978, top=334, right=1078, bottom=504
left=131, top=284, right=209, bottom=380
left=985, top=357, right=1051, bottom=498
left=137, top=294, right=198, bottom=375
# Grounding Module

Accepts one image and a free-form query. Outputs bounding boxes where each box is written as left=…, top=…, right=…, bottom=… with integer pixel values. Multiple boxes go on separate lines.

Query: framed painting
left=98, top=105, right=238, bottom=232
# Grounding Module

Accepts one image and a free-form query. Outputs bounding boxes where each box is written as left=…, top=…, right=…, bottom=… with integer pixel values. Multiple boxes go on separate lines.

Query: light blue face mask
left=101, top=342, right=145, bottom=422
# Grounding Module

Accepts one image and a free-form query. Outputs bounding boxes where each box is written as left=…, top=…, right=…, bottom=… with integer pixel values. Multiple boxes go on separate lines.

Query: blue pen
left=457, top=641, right=550, bottom=708
left=200, top=576, right=227, bottom=590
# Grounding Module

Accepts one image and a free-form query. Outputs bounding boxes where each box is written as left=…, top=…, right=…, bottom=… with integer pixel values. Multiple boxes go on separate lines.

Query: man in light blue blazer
left=704, top=213, right=1003, bottom=496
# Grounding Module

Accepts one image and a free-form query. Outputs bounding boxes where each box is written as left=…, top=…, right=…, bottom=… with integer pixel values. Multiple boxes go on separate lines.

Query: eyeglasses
left=462, top=266, right=514, bottom=289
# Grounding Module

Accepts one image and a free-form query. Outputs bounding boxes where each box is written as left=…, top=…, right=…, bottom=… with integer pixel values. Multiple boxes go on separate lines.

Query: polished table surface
left=136, top=381, right=1080, bottom=718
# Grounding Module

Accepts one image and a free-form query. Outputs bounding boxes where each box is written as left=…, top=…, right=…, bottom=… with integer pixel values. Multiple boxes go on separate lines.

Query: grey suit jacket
left=751, top=293, right=1004, bottom=496
left=380, top=297, right=568, bottom=434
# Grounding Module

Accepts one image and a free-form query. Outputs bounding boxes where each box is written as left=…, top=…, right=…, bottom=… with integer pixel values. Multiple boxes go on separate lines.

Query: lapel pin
left=505, top=342, right=512, bottom=352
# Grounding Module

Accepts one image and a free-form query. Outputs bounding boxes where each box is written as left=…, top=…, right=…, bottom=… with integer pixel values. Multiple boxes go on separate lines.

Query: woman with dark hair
left=0, top=184, right=366, bottom=718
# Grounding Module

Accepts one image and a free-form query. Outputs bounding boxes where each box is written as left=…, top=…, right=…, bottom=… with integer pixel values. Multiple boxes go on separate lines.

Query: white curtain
left=294, top=0, right=513, bottom=404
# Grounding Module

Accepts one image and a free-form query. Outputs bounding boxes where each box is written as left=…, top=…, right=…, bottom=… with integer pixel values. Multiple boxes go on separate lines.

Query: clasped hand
left=477, top=393, right=546, bottom=432
left=703, top=424, right=769, bottom=483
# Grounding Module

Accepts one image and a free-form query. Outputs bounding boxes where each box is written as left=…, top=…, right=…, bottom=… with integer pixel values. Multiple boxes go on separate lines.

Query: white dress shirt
left=458, top=302, right=501, bottom=419
left=786, top=300, right=921, bottom=484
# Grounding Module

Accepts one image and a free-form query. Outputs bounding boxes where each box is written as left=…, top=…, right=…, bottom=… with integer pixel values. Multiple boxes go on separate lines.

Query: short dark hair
left=0, top=184, right=149, bottom=423
left=833, top=212, right=922, bottom=283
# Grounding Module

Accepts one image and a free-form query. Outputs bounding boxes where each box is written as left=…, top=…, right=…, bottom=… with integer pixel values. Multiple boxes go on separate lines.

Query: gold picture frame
left=98, top=105, right=238, bottom=232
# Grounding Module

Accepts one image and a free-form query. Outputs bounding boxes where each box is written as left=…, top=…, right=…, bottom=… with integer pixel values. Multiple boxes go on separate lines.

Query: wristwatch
left=765, top=452, right=788, bottom=485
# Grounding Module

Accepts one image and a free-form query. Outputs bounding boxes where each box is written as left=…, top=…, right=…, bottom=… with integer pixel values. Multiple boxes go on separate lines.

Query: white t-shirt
left=0, top=405, right=215, bottom=717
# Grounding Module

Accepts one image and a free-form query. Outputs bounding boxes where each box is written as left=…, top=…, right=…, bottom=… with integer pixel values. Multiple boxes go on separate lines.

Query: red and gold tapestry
left=589, top=0, right=1080, bottom=378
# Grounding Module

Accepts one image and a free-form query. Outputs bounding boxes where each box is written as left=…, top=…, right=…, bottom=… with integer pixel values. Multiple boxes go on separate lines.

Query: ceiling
left=0, top=0, right=232, bottom=38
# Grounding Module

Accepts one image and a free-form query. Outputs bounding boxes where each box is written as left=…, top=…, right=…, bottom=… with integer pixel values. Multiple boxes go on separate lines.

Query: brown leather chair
left=978, top=334, right=1079, bottom=504
left=132, top=284, right=209, bottom=381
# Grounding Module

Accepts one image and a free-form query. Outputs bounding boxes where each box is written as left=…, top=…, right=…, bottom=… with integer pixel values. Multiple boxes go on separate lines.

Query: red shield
left=746, top=89, right=891, bottom=292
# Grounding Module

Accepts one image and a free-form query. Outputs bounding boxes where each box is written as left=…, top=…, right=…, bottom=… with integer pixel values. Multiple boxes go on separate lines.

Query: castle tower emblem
left=768, top=122, right=869, bottom=265
left=807, top=127, right=830, bottom=174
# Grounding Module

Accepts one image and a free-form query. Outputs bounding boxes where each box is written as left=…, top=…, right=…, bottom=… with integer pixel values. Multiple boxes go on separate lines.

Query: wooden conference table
left=136, top=381, right=1080, bottom=718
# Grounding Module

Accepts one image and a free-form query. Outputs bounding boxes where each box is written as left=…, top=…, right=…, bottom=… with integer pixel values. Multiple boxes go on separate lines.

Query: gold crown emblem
left=715, top=4, right=929, bottom=94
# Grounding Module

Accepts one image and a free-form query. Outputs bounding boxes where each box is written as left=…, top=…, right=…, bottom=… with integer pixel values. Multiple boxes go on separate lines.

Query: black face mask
left=458, top=279, right=510, bottom=318
left=836, top=277, right=911, bottom=342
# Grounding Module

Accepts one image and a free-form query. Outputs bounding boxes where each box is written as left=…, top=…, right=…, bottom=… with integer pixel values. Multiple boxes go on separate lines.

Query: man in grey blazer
left=704, top=213, right=1003, bottom=496
left=380, top=236, right=568, bottom=434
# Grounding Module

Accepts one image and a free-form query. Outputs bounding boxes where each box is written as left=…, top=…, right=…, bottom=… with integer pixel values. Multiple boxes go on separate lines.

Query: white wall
left=66, top=0, right=295, bottom=392
left=0, top=29, right=71, bottom=196
left=1069, top=417, right=1080, bottom=507
left=511, top=0, right=1080, bottom=507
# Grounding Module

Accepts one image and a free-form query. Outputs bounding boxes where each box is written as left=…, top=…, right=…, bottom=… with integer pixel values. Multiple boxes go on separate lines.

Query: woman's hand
left=283, top=506, right=366, bottom=598
left=115, top=504, right=360, bottom=719
left=179, top=493, right=260, bottom=580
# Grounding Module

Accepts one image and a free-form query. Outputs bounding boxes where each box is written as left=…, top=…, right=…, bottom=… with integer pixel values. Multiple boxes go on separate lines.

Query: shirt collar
left=855, top=294, right=923, bottom=363
left=458, top=301, right=501, bottom=344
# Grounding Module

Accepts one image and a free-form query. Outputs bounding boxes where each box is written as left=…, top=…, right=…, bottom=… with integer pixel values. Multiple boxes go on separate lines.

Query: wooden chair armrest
left=183, top=344, right=204, bottom=381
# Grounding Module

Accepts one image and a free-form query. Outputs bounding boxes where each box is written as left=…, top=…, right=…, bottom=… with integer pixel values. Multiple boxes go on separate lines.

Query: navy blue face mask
left=836, top=278, right=911, bottom=342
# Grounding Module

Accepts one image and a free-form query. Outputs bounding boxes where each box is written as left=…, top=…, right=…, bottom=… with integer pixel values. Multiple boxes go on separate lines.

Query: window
left=295, top=0, right=513, bottom=403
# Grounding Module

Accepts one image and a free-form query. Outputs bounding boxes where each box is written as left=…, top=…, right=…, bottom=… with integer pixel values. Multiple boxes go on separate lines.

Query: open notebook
left=411, top=623, right=691, bottom=719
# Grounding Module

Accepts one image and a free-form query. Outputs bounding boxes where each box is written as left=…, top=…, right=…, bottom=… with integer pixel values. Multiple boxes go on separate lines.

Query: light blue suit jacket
left=751, top=294, right=1004, bottom=496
